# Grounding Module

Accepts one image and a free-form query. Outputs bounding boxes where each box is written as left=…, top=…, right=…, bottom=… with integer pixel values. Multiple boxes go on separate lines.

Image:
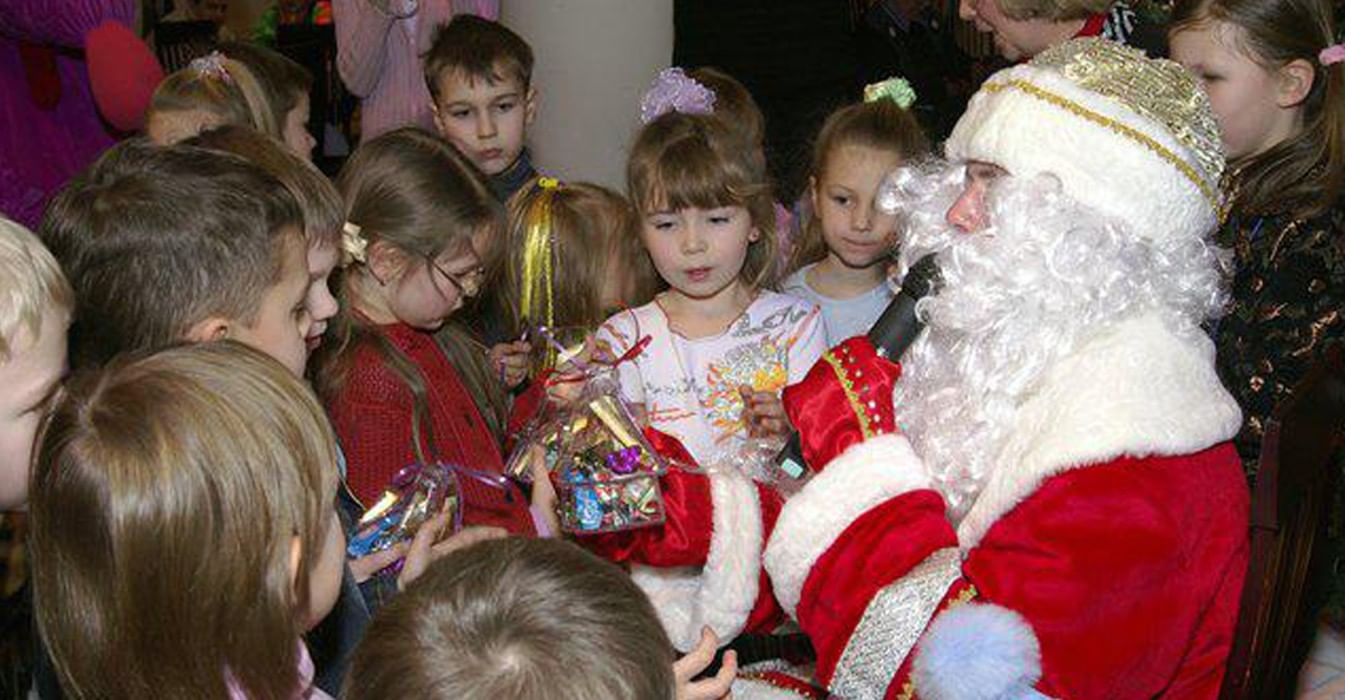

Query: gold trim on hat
left=982, top=79, right=1221, bottom=217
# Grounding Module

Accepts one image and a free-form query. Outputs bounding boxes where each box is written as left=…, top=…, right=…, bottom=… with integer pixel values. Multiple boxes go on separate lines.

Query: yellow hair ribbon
left=520, top=178, right=559, bottom=372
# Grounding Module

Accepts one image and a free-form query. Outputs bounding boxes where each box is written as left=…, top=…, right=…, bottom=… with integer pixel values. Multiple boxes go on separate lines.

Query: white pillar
left=501, top=0, right=673, bottom=190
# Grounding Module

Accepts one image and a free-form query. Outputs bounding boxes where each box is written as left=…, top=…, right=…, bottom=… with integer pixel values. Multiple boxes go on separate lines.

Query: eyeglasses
left=428, top=256, right=485, bottom=298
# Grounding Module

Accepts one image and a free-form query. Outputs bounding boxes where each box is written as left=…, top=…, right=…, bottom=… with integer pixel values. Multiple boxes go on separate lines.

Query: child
left=146, top=51, right=280, bottom=145
left=313, top=127, right=547, bottom=535
left=39, top=139, right=311, bottom=374
left=596, top=111, right=826, bottom=468
left=425, top=14, right=538, bottom=202
left=0, top=216, right=70, bottom=698
left=489, top=177, right=656, bottom=388
left=28, top=342, right=343, bottom=699
left=184, top=125, right=342, bottom=353
left=1169, top=0, right=1345, bottom=477
left=780, top=82, right=930, bottom=344
left=345, top=538, right=736, bottom=700
left=0, top=216, right=71, bottom=512
left=217, top=41, right=320, bottom=159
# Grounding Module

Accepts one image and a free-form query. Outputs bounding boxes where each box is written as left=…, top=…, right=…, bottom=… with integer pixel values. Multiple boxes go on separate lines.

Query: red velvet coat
left=326, top=322, right=535, bottom=536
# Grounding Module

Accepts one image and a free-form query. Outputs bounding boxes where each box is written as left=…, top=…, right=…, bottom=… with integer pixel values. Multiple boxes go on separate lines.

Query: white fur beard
left=882, top=162, right=1227, bottom=520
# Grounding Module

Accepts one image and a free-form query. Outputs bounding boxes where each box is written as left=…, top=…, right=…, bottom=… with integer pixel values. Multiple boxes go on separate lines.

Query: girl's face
left=812, top=145, right=903, bottom=269
left=1170, top=20, right=1302, bottom=160
left=641, top=204, right=759, bottom=302
left=386, top=244, right=484, bottom=331
left=298, top=511, right=345, bottom=631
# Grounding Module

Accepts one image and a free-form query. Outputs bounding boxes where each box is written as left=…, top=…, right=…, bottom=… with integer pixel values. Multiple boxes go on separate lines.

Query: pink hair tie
left=639, top=67, right=716, bottom=124
left=1321, top=43, right=1345, bottom=66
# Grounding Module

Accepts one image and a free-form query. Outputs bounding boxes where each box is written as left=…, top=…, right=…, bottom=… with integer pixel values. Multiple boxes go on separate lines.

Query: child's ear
left=1276, top=58, right=1315, bottom=109
left=184, top=317, right=231, bottom=343
left=367, top=240, right=406, bottom=285
left=430, top=101, right=449, bottom=138
left=524, top=86, right=538, bottom=126
left=748, top=224, right=761, bottom=243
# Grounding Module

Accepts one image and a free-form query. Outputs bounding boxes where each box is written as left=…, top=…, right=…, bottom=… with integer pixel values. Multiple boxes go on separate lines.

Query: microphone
left=774, top=254, right=942, bottom=478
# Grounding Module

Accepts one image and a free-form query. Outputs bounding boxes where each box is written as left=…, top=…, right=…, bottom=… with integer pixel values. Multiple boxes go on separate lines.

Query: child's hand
left=740, top=386, right=789, bottom=439
left=674, top=627, right=736, bottom=700
left=529, top=458, right=561, bottom=536
left=398, top=514, right=507, bottom=589
left=349, top=544, right=408, bottom=584
left=488, top=340, right=532, bottom=389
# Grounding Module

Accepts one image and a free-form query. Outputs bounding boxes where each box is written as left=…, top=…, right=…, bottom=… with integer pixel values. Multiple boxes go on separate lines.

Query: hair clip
left=342, top=221, right=369, bottom=265
left=538, top=176, right=560, bottom=190
left=188, top=51, right=232, bottom=83
left=1320, top=43, right=1345, bottom=66
left=640, top=67, right=716, bottom=124
left=864, top=76, right=917, bottom=110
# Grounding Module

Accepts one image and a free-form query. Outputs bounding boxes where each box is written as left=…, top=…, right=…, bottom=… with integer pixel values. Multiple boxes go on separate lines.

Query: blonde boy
left=0, top=216, right=72, bottom=511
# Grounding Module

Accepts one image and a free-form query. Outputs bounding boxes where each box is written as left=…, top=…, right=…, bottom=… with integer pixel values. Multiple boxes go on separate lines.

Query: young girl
left=1169, top=0, right=1344, bottom=478
left=313, top=127, right=544, bottom=535
left=780, top=83, right=930, bottom=344
left=28, top=342, right=343, bottom=699
left=146, top=51, right=280, bottom=145
left=490, top=177, right=656, bottom=385
left=596, top=111, right=826, bottom=467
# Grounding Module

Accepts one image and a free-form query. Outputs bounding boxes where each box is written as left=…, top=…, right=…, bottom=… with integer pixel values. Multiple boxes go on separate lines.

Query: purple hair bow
left=639, top=67, right=716, bottom=124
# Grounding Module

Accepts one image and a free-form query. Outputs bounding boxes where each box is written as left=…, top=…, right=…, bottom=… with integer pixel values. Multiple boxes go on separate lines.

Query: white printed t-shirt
left=595, top=290, right=826, bottom=466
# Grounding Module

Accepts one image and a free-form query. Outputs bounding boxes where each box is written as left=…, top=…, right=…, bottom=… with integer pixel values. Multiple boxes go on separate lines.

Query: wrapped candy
left=506, top=368, right=669, bottom=534
left=346, top=462, right=460, bottom=568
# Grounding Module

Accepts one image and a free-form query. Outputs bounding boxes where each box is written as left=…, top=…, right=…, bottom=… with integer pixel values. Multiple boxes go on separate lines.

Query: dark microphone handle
left=774, top=432, right=807, bottom=479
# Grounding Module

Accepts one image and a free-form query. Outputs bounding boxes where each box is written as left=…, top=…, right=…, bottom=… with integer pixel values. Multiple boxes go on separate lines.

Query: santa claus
left=581, top=37, right=1250, bottom=699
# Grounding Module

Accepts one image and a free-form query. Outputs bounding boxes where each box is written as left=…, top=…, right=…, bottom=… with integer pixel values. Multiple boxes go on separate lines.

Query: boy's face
left=304, top=242, right=341, bottom=351
left=230, top=230, right=313, bottom=377
left=432, top=67, right=535, bottom=176
left=0, top=310, right=68, bottom=511
left=282, top=93, right=317, bottom=162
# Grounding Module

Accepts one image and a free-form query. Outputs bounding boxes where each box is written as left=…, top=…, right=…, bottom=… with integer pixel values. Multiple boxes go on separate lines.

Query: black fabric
left=674, top=0, right=860, bottom=202
left=488, top=149, right=538, bottom=204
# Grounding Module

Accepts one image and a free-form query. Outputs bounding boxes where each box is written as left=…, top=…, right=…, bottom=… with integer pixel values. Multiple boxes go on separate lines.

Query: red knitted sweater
left=326, top=322, right=536, bottom=536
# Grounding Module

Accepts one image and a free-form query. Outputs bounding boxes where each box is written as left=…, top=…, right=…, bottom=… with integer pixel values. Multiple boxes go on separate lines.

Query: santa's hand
left=782, top=337, right=902, bottom=472
left=674, top=627, right=736, bottom=700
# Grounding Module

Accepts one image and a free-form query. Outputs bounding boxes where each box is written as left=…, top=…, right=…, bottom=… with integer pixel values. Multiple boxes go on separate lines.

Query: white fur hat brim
left=945, top=61, right=1220, bottom=244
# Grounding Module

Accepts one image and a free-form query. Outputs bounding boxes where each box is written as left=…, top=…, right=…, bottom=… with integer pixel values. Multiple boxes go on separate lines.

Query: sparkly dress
left=1213, top=197, right=1345, bottom=479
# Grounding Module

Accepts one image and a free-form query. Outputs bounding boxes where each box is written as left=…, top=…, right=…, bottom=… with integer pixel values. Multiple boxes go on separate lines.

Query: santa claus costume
left=578, top=38, right=1249, bottom=699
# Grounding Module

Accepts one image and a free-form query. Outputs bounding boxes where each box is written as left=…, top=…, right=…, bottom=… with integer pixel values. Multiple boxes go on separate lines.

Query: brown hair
left=496, top=179, right=656, bottom=335
left=148, top=55, right=280, bottom=141
left=1171, top=0, right=1344, bottom=218
left=997, top=0, right=1113, bottom=21
left=38, top=139, right=303, bottom=370
left=0, top=216, right=72, bottom=360
left=314, top=127, right=501, bottom=462
left=186, top=125, right=342, bottom=250
left=628, top=111, right=779, bottom=288
left=216, top=40, right=314, bottom=129
left=688, top=66, right=766, bottom=148
left=345, top=538, right=676, bottom=700
left=790, top=99, right=930, bottom=270
left=425, top=14, right=535, bottom=103
left=29, top=341, right=338, bottom=700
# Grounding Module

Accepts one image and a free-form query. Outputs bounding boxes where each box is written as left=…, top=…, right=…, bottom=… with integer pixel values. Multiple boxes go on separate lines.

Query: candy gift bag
left=346, top=462, right=460, bottom=569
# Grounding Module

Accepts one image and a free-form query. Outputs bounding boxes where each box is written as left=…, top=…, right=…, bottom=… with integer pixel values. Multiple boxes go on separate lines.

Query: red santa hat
left=944, top=38, right=1226, bottom=244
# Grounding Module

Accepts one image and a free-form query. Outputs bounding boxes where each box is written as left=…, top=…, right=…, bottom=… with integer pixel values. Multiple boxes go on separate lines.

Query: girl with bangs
left=595, top=111, right=826, bottom=468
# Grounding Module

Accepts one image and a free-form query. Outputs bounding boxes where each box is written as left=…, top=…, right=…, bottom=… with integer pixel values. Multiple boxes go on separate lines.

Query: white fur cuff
left=764, top=434, right=931, bottom=617
left=631, top=467, right=763, bottom=652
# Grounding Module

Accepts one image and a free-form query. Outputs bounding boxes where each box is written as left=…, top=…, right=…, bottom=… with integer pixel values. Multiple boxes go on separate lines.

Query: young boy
left=345, top=538, right=736, bottom=700
left=0, top=216, right=71, bottom=699
left=0, top=217, right=71, bottom=512
left=424, top=14, right=538, bottom=202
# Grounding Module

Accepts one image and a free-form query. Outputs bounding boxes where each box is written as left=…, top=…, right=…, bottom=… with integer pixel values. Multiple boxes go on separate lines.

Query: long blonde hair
left=29, top=341, right=338, bottom=700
